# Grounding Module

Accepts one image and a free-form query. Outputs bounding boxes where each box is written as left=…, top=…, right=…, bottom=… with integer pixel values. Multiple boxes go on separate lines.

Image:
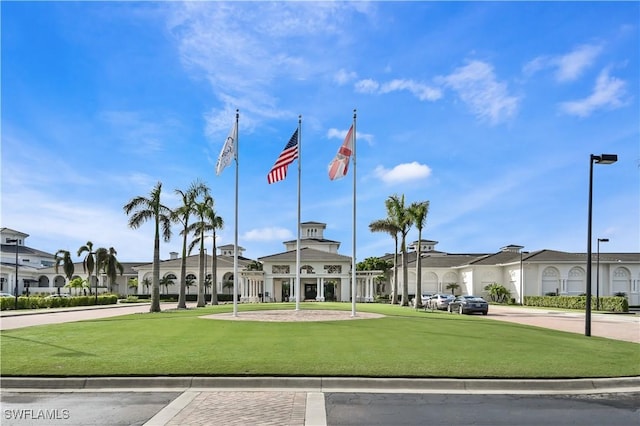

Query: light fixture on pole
left=586, top=153, right=617, bottom=337
left=596, top=238, right=609, bottom=311
left=7, top=239, right=19, bottom=310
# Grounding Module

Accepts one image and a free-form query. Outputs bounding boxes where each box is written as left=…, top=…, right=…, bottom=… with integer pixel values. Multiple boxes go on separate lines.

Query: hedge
left=524, top=295, right=628, bottom=312
left=0, top=295, right=118, bottom=311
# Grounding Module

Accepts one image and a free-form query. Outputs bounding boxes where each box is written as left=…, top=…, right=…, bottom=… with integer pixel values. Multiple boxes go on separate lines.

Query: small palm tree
left=54, top=250, right=75, bottom=288
left=77, top=241, right=97, bottom=296
left=142, top=277, right=152, bottom=294
left=446, top=282, right=460, bottom=296
left=159, top=276, right=175, bottom=295
left=128, top=278, right=139, bottom=295
left=65, top=277, right=86, bottom=296
left=124, top=182, right=173, bottom=313
left=100, top=247, right=124, bottom=294
left=185, top=276, right=195, bottom=295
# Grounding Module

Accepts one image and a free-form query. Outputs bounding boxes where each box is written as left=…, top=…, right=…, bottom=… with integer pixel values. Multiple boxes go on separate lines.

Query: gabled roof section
left=470, top=251, right=523, bottom=266
left=416, top=253, right=486, bottom=268
left=282, top=238, right=341, bottom=245
left=259, top=247, right=351, bottom=262
left=132, top=254, right=252, bottom=270
left=0, top=244, right=55, bottom=258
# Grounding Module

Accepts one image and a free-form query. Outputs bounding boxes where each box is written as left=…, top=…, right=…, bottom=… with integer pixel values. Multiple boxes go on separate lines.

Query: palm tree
left=187, top=195, right=215, bottom=307
left=77, top=241, right=97, bottom=297
left=369, top=217, right=400, bottom=304
left=123, top=181, right=173, bottom=313
left=65, top=277, right=86, bottom=296
left=185, top=276, right=195, bottom=295
left=159, top=276, right=175, bottom=295
left=100, top=247, right=124, bottom=294
left=128, top=278, right=139, bottom=295
left=142, top=277, right=152, bottom=295
left=387, top=194, right=414, bottom=306
left=446, top=282, right=460, bottom=296
left=204, top=198, right=224, bottom=306
left=408, top=201, right=429, bottom=309
left=173, top=180, right=209, bottom=309
left=54, top=250, right=75, bottom=293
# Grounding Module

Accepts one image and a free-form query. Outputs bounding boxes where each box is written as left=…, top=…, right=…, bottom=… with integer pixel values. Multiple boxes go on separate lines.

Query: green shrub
left=524, top=295, right=628, bottom=312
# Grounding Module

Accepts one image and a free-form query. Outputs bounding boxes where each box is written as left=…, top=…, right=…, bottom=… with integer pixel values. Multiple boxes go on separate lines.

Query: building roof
left=259, top=247, right=351, bottom=263
left=132, top=254, right=252, bottom=270
left=282, top=238, right=341, bottom=245
left=0, top=244, right=55, bottom=258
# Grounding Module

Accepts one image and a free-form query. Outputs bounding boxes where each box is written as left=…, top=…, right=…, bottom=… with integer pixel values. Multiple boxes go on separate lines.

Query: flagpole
left=351, top=109, right=357, bottom=317
left=295, top=115, right=301, bottom=312
left=233, top=109, right=239, bottom=317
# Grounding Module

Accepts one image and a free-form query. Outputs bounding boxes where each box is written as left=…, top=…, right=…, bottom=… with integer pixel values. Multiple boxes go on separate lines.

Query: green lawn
left=1, top=303, right=638, bottom=378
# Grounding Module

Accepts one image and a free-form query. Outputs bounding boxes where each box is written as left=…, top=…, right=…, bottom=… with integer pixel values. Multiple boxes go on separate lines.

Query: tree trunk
left=415, top=231, right=422, bottom=309
left=196, top=238, right=205, bottom=307
left=177, top=232, right=188, bottom=309
left=150, top=225, right=161, bottom=313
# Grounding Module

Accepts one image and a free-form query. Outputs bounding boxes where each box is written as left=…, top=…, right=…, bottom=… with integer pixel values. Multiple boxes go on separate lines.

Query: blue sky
left=2, top=1, right=638, bottom=263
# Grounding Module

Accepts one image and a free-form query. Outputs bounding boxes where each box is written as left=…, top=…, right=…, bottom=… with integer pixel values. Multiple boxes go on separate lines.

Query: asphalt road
left=2, top=391, right=638, bottom=426
left=325, top=392, right=640, bottom=426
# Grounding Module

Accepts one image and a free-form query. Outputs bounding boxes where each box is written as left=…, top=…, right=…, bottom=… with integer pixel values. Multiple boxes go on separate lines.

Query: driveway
left=484, top=305, right=639, bottom=344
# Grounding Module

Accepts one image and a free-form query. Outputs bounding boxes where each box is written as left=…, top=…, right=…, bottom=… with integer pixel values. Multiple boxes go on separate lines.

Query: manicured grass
left=1, top=303, right=638, bottom=378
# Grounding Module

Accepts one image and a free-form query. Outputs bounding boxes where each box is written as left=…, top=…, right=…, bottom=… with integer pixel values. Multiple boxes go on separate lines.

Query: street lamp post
left=7, top=239, right=19, bottom=310
left=596, top=238, right=609, bottom=311
left=586, top=153, right=617, bottom=337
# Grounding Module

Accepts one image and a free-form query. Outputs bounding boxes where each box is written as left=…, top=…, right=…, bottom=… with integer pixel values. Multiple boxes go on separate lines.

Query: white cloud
left=439, top=60, right=519, bottom=125
left=354, top=78, right=380, bottom=94
left=166, top=2, right=373, bottom=137
left=523, top=43, right=603, bottom=82
left=243, top=227, right=294, bottom=242
left=334, top=69, right=358, bottom=85
left=327, top=128, right=373, bottom=145
left=354, top=78, right=441, bottom=101
left=374, top=162, right=432, bottom=184
left=560, top=68, right=628, bottom=117
left=379, top=79, right=442, bottom=101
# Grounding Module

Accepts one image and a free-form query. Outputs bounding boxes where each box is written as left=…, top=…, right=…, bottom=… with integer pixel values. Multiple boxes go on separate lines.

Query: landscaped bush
left=0, top=294, right=118, bottom=311
left=524, top=295, right=628, bottom=312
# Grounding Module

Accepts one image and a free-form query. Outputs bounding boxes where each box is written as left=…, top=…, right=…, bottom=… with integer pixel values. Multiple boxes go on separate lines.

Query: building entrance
left=304, top=284, right=317, bottom=300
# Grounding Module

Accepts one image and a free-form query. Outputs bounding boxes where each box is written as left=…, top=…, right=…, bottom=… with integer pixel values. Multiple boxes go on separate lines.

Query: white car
left=0, top=292, right=15, bottom=297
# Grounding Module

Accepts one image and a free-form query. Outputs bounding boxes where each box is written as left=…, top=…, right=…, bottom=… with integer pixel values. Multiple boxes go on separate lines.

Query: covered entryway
left=304, top=283, right=317, bottom=300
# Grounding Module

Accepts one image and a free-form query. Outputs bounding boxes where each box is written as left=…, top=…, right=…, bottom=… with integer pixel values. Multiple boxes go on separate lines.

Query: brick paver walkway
left=156, top=391, right=307, bottom=426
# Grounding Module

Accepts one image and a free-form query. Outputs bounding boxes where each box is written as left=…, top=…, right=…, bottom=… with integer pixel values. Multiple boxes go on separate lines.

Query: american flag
left=267, top=129, right=299, bottom=184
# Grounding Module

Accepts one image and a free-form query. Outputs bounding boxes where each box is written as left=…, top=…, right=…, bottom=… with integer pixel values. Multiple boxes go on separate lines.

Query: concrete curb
left=2, top=376, right=639, bottom=394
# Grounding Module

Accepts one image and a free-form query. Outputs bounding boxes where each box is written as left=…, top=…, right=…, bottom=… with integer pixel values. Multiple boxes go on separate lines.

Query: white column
left=318, top=277, right=325, bottom=302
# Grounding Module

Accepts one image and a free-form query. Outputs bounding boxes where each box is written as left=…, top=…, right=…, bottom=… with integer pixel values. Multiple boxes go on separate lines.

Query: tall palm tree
left=369, top=218, right=400, bottom=304
left=187, top=195, right=215, bottom=307
left=77, top=241, right=97, bottom=297
left=408, top=200, right=429, bottom=309
left=123, top=181, right=173, bottom=313
left=173, top=180, right=209, bottom=309
left=100, top=247, right=124, bottom=294
left=54, top=250, right=75, bottom=293
left=387, top=194, right=414, bottom=306
left=205, top=198, right=224, bottom=305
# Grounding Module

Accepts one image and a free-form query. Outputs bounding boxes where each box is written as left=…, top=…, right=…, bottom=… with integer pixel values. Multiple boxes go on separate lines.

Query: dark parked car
left=448, top=295, right=489, bottom=315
